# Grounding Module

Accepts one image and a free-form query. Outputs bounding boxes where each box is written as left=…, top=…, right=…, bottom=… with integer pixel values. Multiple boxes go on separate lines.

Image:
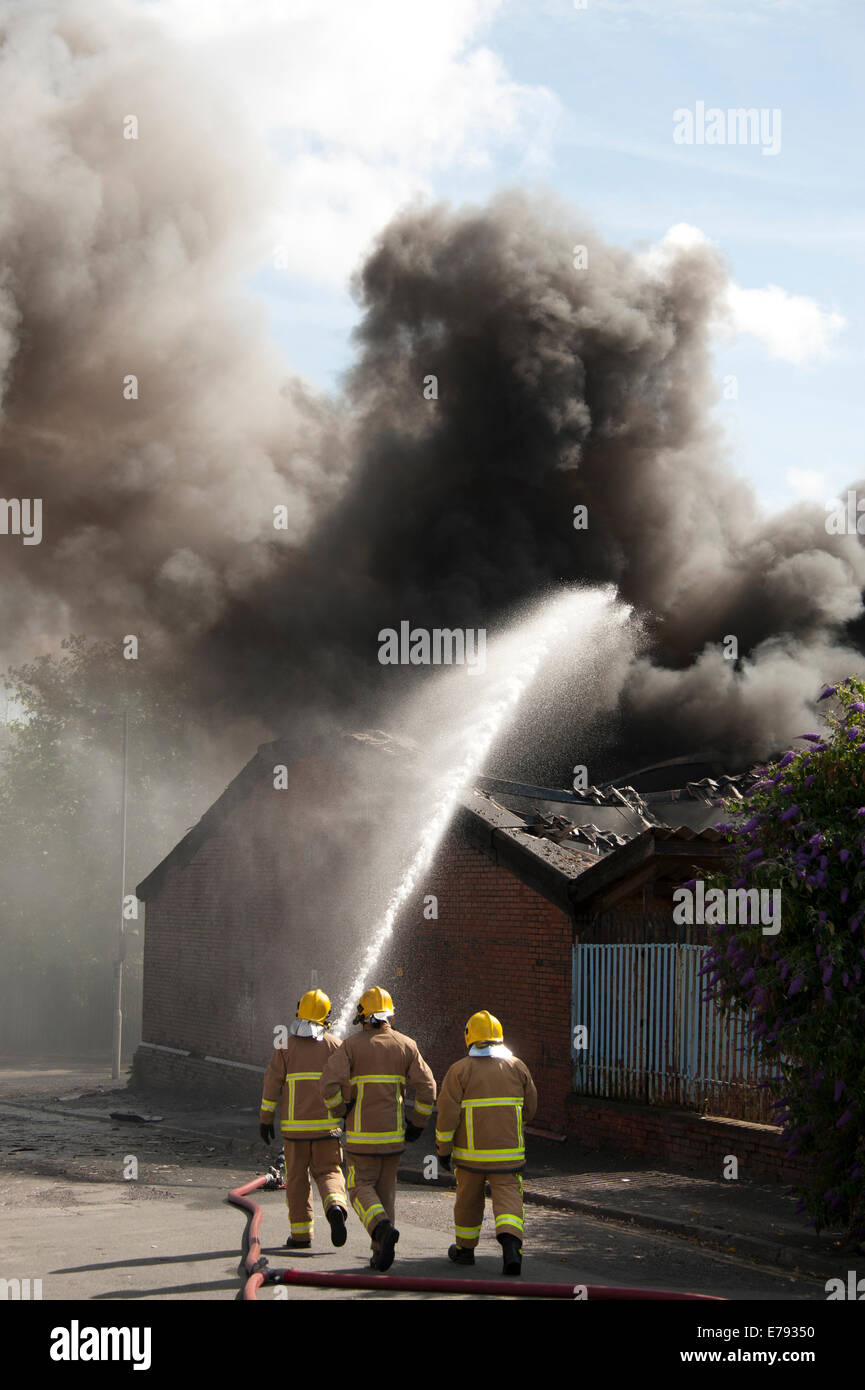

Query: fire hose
left=228, top=1162, right=723, bottom=1301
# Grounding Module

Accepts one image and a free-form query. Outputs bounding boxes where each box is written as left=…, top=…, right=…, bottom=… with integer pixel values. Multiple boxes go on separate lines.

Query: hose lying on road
left=263, top=1268, right=720, bottom=1299
left=228, top=1164, right=723, bottom=1301
left=228, top=1167, right=283, bottom=1301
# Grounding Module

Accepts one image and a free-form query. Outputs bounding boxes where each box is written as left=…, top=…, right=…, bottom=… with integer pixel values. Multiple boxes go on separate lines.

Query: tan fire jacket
left=319, top=1022, right=437, bottom=1155
left=260, top=1032, right=343, bottom=1140
left=435, top=1048, right=537, bottom=1172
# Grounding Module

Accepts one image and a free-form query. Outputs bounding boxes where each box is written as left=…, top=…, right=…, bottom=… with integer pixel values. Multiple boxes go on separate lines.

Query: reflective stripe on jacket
left=319, top=1022, right=437, bottom=1155
left=260, top=1033, right=343, bottom=1139
left=435, top=1053, right=537, bottom=1171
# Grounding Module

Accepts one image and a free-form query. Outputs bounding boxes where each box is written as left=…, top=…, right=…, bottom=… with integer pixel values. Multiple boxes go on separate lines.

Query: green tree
left=0, top=637, right=220, bottom=1054
left=701, top=676, right=865, bottom=1245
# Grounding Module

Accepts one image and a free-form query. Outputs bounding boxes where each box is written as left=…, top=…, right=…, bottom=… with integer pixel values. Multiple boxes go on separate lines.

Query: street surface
left=0, top=1063, right=835, bottom=1302
left=0, top=1121, right=826, bottom=1301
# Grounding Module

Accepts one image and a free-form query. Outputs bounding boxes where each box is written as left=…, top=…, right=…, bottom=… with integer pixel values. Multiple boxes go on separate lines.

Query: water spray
left=333, top=585, right=631, bottom=1035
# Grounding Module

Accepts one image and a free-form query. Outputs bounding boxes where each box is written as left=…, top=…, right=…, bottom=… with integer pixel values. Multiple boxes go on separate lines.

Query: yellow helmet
left=353, top=985, right=394, bottom=1025
left=297, top=988, right=332, bottom=1024
left=465, top=1010, right=503, bottom=1049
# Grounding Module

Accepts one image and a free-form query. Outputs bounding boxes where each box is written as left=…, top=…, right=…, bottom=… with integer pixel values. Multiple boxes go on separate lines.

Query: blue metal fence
left=571, top=941, right=780, bottom=1123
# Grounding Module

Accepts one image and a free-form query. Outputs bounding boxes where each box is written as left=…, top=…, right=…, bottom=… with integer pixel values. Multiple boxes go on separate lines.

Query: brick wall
left=132, top=1045, right=264, bottom=1104
left=141, top=789, right=294, bottom=1066
left=139, top=755, right=364, bottom=1067
left=378, top=828, right=575, bottom=1134
left=566, top=1095, right=809, bottom=1183
left=138, top=806, right=575, bottom=1129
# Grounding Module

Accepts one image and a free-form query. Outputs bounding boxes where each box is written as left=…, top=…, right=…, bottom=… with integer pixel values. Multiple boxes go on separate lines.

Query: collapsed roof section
left=460, top=772, right=749, bottom=915
left=474, top=767, right=757, bottom=854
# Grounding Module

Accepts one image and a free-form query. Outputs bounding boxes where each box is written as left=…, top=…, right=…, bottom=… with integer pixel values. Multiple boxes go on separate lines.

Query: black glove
left=260, top=1122, right=275, bottom=1143
left=439, top=1153, right=452, bottom=1172
left=404, top=1122, right=423, bottom=1143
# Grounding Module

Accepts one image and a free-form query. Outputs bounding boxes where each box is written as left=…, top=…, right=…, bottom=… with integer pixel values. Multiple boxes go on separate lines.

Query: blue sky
left=149, top=0, right=863, bottom=516
left=503, top=0, right=864, bottom=515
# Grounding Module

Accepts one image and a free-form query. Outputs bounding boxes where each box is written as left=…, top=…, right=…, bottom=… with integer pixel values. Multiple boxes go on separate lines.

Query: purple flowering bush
left=702, top=676, right=865, bottom=1243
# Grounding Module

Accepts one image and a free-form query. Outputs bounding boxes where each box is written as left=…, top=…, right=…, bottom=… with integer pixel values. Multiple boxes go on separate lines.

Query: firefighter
left=319, top=985, right=436, bottom=1271
left=259, top=988, right=349, bottom=1249
left=435, top=1010, right=537, bottom=1276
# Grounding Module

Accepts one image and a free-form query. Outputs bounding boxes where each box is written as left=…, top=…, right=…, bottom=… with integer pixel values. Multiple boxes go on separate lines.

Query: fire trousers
left=453, top=1167, right=524, bottom=1248
left=346, top=1151, right=401, bottom=1239
left=283, top=1138, right=347, bottom=1240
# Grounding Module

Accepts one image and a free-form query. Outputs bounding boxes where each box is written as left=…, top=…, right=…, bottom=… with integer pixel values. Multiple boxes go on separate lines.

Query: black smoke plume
left=2, top=0, right=864, bottom=785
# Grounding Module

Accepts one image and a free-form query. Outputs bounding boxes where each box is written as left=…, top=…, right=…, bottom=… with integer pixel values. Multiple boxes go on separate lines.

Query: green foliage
left=0, top=637, right=215, bottom=1050
left=702, top=676, right=865, bottom=1242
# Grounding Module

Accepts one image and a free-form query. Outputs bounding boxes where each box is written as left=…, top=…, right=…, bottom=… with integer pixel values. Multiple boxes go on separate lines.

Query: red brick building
left=134, top=736, right=798, bottom=1178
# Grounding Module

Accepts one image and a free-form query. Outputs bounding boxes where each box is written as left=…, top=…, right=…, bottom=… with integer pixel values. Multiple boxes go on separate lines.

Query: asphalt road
left=0, top=1161, right=827, bottom=1302
left=0, top=1073, right=833, bottom=1303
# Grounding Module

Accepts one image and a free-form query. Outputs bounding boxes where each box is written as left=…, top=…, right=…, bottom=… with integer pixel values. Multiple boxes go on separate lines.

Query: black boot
left=285, top=1236, right=311, bottom=1249
left=326, top=1206, right=347, bottom=1248
left=448, top=1244, right=475, bottom=1266
left=498, top=1234, right=522, bottom=1276
left=370, top=1219, right=399, bottom=1272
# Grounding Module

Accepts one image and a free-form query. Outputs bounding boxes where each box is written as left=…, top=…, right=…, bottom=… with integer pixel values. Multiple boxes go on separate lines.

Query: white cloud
left=724, top=283, right=845, bottom=364
left=656, top=221, right=712, bottom=251
left=633, top=221, right=714, bottom=276
left=144, top=0, right=558, bottom=285
left=786, top=468, right=828, bottom=502
left=639, top=225, right=845, bottom=366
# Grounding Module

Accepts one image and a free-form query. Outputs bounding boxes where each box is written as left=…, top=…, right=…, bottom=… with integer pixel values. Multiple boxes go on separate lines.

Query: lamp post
left=112, top=708, right=128, bottom=1080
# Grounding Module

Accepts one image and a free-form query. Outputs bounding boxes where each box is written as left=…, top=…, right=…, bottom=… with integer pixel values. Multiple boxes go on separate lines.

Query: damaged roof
left=457, top=779, right=742, bottom=914
left=136, top=728, right=749, bottom=911
left=474, top=769, right=756, bottom=853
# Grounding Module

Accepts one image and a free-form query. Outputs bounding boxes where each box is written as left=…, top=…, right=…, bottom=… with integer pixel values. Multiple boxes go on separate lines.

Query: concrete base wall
left=132, top=1043, right=264, bottom=1106
left=132, top=1048, right=805, bottom=1187
left=567, top=1094, right=808, bottom=1184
